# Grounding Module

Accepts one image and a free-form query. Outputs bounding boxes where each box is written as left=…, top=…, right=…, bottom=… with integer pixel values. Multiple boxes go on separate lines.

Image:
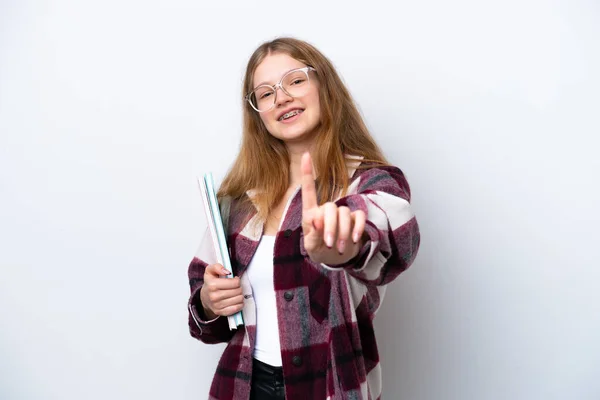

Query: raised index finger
left=301, top=152, right=318, bottom=212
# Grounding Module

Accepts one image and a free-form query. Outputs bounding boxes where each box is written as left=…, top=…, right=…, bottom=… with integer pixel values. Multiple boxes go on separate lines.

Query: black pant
left=249, top=358, right=285, bottom=400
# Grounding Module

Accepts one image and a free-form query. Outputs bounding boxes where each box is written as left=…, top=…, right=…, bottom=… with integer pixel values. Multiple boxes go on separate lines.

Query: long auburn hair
left=218, top=37, right=388, bottom=220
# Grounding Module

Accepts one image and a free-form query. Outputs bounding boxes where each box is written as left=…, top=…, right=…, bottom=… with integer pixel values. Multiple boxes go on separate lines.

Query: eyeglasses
left=245, top=66, right=316, bottom=113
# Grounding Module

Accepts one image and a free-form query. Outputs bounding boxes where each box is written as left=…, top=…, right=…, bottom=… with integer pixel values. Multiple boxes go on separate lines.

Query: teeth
left=280, top=110, right=302, bottom=121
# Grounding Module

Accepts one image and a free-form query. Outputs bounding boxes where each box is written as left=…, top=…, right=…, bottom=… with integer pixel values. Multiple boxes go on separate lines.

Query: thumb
left=206, top=263, right=230, bottom=277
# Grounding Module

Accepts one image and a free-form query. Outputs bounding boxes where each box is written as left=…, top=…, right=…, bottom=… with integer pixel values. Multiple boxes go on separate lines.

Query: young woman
left=187, top=37, right=420, bottom=400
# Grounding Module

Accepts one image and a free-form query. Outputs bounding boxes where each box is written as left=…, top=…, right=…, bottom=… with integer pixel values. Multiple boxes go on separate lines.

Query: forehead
left=253, top=53, right=306, bottom=87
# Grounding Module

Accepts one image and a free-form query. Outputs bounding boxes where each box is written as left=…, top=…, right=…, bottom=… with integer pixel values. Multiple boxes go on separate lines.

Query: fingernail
left=338, top=240, right=346, bottom=254
left=353, top=232, right=360, bottom=243
left=326, top=233, right=334, bottom=248
left=222, top=268, right=230, bottom=275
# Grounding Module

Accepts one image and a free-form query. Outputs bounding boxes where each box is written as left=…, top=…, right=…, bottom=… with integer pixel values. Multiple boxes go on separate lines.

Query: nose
left=274, top=85, right=293, bottom=107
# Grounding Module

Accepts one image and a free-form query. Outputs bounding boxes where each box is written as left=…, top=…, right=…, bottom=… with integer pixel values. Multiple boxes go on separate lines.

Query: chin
left=278, top=126, right=314, bottom=142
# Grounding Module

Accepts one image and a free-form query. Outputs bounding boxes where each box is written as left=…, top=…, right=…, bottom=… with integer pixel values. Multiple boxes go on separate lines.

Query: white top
left=245, top=235, right=282, bottom=366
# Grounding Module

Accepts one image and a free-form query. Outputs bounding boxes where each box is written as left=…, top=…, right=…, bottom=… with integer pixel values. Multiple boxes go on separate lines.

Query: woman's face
left=252, top=53, right=321, bottom=145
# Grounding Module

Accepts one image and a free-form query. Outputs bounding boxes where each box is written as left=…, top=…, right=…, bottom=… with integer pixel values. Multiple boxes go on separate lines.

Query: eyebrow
left=252, top=67, right=300, bottom=90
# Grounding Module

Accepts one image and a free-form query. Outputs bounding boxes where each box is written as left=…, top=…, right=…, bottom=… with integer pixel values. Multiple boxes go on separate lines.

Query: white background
left=1, top=1, right=599, bottom=399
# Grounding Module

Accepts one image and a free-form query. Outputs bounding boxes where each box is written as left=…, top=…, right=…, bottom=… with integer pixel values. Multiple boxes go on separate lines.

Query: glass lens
left=282, top=69, right=309, bottom=97
left=250, top=85, right=275, bottom=112
left=248, top=68, right=311, bottom=112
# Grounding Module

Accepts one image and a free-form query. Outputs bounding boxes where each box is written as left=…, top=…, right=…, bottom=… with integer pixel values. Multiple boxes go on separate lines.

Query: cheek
left=259, top=112, right=274, bottom=127
left=309, top=94, right=321, bottom=120
left=259, top=114, right=267, bottom=126
left=308, top=88, right=320, bottom=110
left=259, top=112, right=279, bottom=135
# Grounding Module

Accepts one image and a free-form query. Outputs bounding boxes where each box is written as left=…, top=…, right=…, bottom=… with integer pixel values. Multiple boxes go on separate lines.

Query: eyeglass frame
left=244, top=66, right=317, bottom=113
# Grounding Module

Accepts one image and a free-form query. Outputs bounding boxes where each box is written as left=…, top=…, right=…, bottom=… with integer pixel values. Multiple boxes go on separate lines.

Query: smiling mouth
left=279, top=109, right=303, bottom=121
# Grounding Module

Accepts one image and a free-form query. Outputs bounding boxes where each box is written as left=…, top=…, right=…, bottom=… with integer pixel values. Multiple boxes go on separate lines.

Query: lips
left=277, top=108, right=304, bottom=121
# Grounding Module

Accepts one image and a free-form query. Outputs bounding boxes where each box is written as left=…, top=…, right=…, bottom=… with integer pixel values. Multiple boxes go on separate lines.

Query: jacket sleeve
left=320, top=166, right=421, bottom=286
left=187, top=227, right=235, bottom=344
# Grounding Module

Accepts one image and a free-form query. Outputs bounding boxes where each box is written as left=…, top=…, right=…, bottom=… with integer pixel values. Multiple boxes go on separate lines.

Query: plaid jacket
left=187, top=160, right=420, bottom=400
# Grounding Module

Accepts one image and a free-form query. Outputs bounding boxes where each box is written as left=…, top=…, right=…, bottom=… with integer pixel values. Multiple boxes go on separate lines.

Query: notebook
left=197, top=173, right=244, bottom=330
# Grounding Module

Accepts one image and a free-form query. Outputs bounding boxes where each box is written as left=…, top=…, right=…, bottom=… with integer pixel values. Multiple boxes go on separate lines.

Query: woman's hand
left=301, top=152, right=367, bottom=265
left=199, top=263, right=244, bottom=319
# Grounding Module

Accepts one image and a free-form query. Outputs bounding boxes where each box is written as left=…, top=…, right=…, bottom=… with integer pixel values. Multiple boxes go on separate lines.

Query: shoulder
left=350, top=163, right=411, bottom=201
left=220, top=194, right=257, bottom=233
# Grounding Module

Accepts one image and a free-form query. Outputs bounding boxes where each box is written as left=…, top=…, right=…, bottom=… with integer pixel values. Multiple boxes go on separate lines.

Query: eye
left=290, top=78, right=306, bottom=86
left=259, top=92, right=272, bottom=99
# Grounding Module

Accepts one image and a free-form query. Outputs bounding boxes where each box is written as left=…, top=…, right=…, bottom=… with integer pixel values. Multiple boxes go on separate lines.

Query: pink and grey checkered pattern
left=187, top=162, right=420, bottom=400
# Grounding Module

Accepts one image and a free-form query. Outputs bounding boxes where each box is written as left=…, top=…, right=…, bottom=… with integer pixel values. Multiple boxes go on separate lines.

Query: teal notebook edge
left=203, top=173, right=244, bottom=327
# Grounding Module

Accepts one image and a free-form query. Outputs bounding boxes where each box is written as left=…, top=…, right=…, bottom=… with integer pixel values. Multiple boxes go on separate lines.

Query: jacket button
left=284, top=229, right=292, bottom=237
left=292, top=355, right=302, bottom=366
left=284, top=291, right=294, bottom=301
